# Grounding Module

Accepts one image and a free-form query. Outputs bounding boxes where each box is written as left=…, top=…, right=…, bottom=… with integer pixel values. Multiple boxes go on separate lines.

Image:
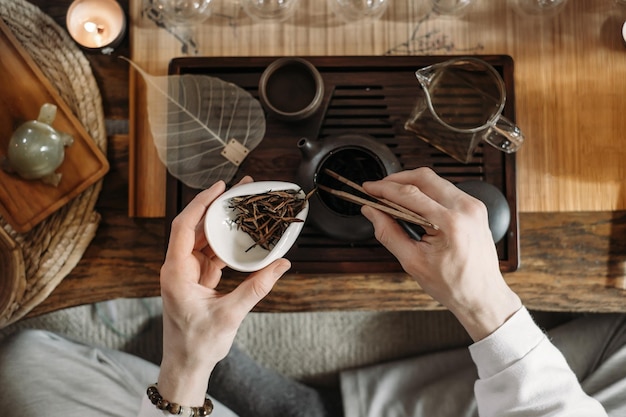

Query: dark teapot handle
left=398, top=220, right=425, bottom=241
left=397, top=180, right=510, bottom=244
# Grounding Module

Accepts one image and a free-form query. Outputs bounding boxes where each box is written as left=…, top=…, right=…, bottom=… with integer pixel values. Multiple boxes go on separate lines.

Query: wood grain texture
left=20, top=0, right=626, bottom=318
left=0, top=20, right=109, bottom=232
left=129, top=0, right=626, bottom=216
left=29, top=133, right=165, bottom=315
left=29, top=131, right=626, bottom=316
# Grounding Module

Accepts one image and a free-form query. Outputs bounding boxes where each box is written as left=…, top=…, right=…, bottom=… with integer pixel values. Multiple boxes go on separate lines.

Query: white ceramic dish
left=204, top=181, right=309, bottom=272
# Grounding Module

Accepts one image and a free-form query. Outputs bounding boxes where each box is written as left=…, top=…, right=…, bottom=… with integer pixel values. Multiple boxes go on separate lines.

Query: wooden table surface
left=26, top=0, right=626, bottom=317
left=129, top=0, right=626, bottom=216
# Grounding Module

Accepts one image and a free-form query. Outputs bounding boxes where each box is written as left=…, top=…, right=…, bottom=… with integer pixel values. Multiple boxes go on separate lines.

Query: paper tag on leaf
left=221, top=139, right=249, bottom=166
left=122, top=57, right=266, bottom=189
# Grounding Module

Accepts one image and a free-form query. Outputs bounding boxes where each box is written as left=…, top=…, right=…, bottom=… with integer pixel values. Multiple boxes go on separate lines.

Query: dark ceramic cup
left=258, top=57, right=324, bottom=121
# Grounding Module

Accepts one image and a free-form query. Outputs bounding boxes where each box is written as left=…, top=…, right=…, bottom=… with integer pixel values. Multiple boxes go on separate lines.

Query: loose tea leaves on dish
left=229, top=189, right=309, bottom=252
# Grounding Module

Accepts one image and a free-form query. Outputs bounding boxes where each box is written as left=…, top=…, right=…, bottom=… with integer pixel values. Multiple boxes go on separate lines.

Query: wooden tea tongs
left=317, top=169, right=439, bottom=231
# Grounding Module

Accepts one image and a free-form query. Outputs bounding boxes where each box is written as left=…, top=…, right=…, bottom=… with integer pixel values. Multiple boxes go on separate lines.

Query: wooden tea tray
left=0, top=19, right=109, bottom=233
left=166, top=55, right=519, bottom=273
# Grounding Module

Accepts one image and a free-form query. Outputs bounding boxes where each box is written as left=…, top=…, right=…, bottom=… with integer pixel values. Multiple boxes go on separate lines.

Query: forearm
left=470, top=307, right=607, bottom=417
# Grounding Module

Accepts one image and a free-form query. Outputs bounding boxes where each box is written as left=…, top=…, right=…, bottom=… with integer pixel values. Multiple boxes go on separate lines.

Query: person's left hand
left=157, top=177, right=292, bottom=407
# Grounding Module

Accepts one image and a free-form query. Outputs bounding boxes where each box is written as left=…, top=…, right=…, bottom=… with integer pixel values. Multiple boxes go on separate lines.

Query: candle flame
left=83, top=21, right=105, bottom=34
left=83, top=21, right=97, bottom=32
left=82, top=20, right=106, bottom=47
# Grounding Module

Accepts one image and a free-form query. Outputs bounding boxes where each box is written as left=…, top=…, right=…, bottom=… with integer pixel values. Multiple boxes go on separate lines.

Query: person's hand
left=361, top=167, right=521, bottom=342
left=157, top=178, right=291, bottom=407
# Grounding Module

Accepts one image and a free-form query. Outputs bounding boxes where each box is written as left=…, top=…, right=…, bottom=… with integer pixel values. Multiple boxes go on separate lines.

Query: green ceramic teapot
left=3, top=103, right=74, bottom=186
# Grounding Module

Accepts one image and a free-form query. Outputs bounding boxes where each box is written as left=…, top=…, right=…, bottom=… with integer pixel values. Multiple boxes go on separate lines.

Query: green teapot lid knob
left=37, top=103, right=57, bottom=125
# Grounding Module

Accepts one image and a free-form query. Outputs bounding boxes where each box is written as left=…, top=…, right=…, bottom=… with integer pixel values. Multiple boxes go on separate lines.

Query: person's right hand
left=361, top=167, right=522, bottom=342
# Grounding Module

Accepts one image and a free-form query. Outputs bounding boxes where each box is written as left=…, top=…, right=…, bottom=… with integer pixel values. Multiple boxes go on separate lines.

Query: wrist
left=146, top=384, right=214, bottom=416
left=157, top=359, right=216, bottom=407
left=451, top=287, right=522, bottom=342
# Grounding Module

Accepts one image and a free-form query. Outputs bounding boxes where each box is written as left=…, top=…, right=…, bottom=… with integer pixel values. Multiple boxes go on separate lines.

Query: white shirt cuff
left=469, top=306, right=546, bottom=379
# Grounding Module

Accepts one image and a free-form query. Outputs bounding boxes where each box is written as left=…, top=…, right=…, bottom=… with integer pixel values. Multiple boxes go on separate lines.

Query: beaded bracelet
left=147, top=384, right=213, bottom=416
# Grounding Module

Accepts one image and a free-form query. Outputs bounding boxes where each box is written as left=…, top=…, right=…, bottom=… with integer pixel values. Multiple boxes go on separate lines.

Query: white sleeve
left=469, top=307, right=608, bottom=417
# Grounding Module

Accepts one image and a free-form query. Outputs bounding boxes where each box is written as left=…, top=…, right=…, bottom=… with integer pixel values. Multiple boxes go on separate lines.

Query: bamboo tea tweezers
left=317, top=169, right=439, bottom=231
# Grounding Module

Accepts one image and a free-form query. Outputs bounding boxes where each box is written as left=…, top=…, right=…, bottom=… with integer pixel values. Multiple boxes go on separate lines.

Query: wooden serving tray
left=0, top=19, right=109, bottom=233
left=166, top=55, right=519, bottom=273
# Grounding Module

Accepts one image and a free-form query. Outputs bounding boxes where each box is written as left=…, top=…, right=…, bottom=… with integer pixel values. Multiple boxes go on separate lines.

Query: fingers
left=197, top=252, right=226, bottom=288
left=363, top=178, right=446, bottom=228
left=361, top=206, right=420, bottom=265
left=379, top=167, right=462, bottom=208
left=229, top=259, right=291, bottom=313
left=167, top=181, right=226, bottom=260
left=237, top=176, right=253, bottom=186
left=168, top=177, right=253, bottom=259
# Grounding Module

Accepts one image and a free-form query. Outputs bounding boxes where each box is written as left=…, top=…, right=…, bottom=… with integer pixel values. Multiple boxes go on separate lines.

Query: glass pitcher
left=404, top=57, right=524, bottom=164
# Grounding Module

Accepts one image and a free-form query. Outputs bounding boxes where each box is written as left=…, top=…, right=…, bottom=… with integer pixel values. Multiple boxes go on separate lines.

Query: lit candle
left=66, top=0, right=126, bottom=54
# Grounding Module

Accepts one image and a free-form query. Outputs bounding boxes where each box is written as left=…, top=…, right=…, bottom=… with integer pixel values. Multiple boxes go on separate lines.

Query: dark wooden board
left=166, top=55, right=519, bottom=274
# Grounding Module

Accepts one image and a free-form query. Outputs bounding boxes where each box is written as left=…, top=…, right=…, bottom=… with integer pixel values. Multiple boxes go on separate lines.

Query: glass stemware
left=241, top=0, right=301, bottom=22
left=328, top=0, right=389, bottom=23
left=509, top=0, right=569, bottom=17
left=430, top=0, right=474, bottom=17
left=151, top=0, right=213, bottom=26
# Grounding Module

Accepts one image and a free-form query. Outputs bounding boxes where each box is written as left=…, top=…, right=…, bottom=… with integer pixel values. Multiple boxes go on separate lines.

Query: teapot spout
left=297, top=137, right=320, bottom=161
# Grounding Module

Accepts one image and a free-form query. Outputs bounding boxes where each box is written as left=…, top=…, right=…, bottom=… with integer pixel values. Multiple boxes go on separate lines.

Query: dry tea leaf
left=123, top=58, right=266, bottom=189
left=229, top=190, right=307, bottom=251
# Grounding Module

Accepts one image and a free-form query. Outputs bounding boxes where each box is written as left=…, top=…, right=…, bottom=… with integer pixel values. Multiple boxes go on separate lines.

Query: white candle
left=66, top=0, right=126, bottom=53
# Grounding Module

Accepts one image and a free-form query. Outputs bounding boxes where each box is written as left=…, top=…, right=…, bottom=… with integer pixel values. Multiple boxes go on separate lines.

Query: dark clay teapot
left=297, top=133, right=511, bottom=244
left=297, top=133, right=401, bottom=241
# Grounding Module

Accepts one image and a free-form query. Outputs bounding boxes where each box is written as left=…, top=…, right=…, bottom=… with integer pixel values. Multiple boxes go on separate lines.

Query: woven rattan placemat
left=0, top=0, right=106, bottom=328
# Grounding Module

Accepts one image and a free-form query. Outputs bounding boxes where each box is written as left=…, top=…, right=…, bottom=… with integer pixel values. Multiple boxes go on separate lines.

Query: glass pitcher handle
left=484, top=115, right=525, bottom=153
